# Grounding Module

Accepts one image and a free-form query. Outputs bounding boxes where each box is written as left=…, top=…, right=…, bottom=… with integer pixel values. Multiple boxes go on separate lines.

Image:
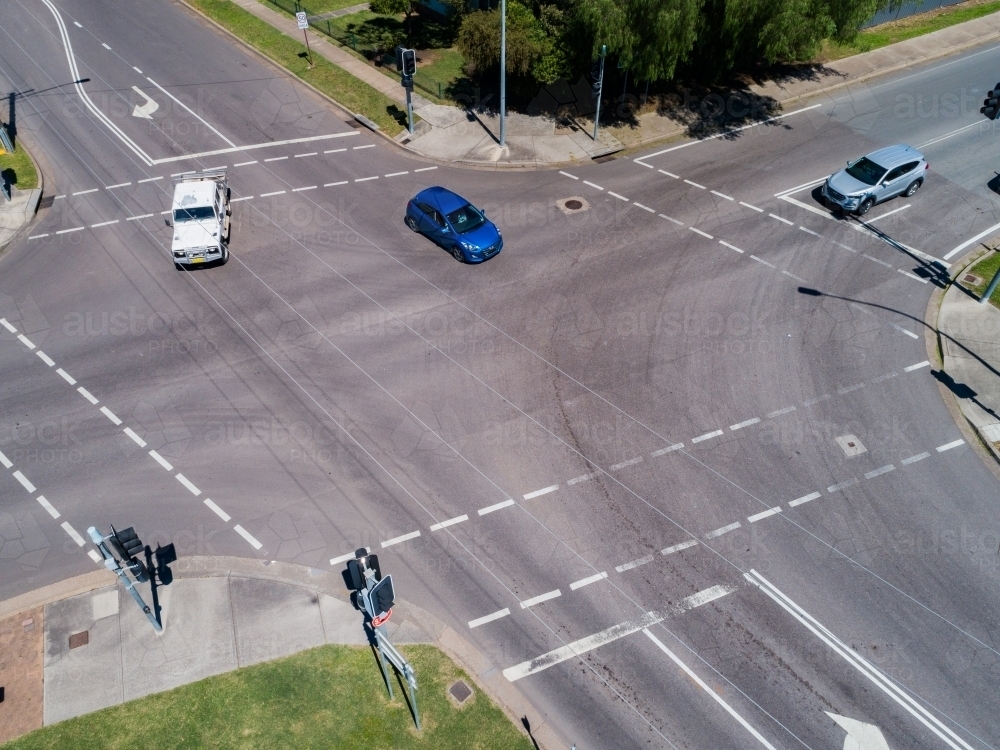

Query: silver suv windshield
left=174, top=206, right=216, bottom=222
left=845, top=157, right=886, bottom=186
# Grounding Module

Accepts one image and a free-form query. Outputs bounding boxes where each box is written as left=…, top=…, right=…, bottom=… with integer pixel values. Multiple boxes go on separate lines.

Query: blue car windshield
left=446, top=204, right=486, bottom=234
left=845, top=157, right=886, bottom=186
left=174, top=206, right=216, bottom=222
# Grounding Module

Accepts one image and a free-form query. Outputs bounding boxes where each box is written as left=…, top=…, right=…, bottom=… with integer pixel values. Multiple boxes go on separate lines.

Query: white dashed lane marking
left=937, top=439, right=965, bottom=452
left=658, top=169, right=679, bottom=178
left=689, top=227, right=713, bottom=239
left=616, top=554, right=653, bottom=572
left=0, top=449, right=12, bottom=469
left=705, top=522, right=741, bottom=539
left=55, top=227, right=84, bottom=235
left=469, top=608, right=510, bottom=629
left=788, top=492, right=821, bottom=507
left=684, top=180, right=705, bottom=189
left=233, top=524, right=263, bottom=549
left=767, top=406, right=796, bottom=418
left=478, top=499, right=515, bottom=515
left=414, top=166, right=437, bottom=172
left=100, top=406, right=121, bottom=425
left=730, top=417, right=760, bottom=431
left=610, top=456, right=643, bottom=471
left=176, top=473, right=201, bottom=496
left=520, top=589, right=561, bottom=608
left=902, top=452, right=930, bottom=464
left=72, top=188, right=97, bottom=196
left=651, top=443, right=683, bottom=457
left=17, top=334, right=35, bottom=349
left=430, top=514, right=468, bottom=531
left=750, top=255, right=775, bottom=268
left=692, top=429, right=723, bottom=443
left=292, top=186, right=317, bottom=192
left=355, top=176, right=378, bottom=182
left=661, top=539, right=698, bottom=555
left=123, top=427, right=146, bottom=447
left=608, top=191, right=628, bottom=201
left=891, top=324, right=919, bottom=339
left=828, top=478, right=858, bottom=493
left=13, top=470, right=36, bottom=493
left=149, top=450, right=173, bottom=471
left=740, top=201, right=763, bottom=212
left=353, top=144, right=375, bottom=150
left=720, top=241, right=744, bottom=253
left=523, top=485, right=558, bottom=500
left=57, top=368, right=76, bottom=384
left=62, top=522, right=86, bottom=546
left=583, top=180, right=603, bottom=190
left=570, top=572, right=607, bottom=590
left=865, top=464, right=896, bottom=479
left=36, top=495, right=60, bottom=519
left=768, top=213, right=794, bottom=226
left=905, top=360, right=930, bottom=372
left=204, top=498, right=231, bottom=522
left=77, top=387, right=99, bottom=404
left=711, top=190, right=733, bottom=201
left=748, top=507, right=782, bottom=523
left=381, top=530, right=421, bottom=547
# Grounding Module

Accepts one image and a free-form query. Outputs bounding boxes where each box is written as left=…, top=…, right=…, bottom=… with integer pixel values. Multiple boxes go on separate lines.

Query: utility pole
left=499, top=0, right=506, bottom=147
left=592, top=45, right=607, bottom=142
left=88, top=525, right=161, bottom=633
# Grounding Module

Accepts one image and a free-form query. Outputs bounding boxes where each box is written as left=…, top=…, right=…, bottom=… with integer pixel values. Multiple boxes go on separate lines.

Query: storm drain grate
left=69, top=631, right=89, bottom=649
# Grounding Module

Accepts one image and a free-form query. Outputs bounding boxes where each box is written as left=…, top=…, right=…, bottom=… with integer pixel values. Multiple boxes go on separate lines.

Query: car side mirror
left=165, top=219, right=172, bottom=227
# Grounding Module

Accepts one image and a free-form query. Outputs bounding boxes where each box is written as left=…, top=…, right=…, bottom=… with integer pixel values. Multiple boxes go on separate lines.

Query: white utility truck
left=170, top=169, right=231, bottom=268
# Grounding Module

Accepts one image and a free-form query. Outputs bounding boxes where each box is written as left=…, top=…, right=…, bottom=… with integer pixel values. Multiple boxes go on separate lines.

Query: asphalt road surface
left=2, top=1, right=1000, bottom=747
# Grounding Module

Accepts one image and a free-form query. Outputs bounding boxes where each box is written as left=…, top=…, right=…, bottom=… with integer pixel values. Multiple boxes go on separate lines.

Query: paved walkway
left=0, top=187, right=41, bottom=251
left=0, top=556, right=561, bottom=748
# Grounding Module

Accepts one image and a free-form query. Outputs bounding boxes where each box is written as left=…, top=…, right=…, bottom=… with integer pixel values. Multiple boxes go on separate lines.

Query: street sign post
left=88, top=525, right=161, bottom=633
left=296, top=11, right=313, bottom=66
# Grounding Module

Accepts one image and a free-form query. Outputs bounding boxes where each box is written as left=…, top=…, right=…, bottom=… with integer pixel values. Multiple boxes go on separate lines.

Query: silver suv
left=821, top=144, right=928, bottom=216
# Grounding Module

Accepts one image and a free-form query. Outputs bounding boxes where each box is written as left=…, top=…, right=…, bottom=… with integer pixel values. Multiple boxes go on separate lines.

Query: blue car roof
left=414, top=186, right=468, bottom=212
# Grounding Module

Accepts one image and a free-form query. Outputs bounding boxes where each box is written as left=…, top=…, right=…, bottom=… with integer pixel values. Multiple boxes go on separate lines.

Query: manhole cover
left=963, top=274, right=983, bottom=285
left=449, top=679, right=473, bottom=704
left=835, top=434, right=867, bottom=457
left=69, top=631, right=89, bottom=649
left=556, top=197, right=589, bottom=215
left=565, top=199, right=583, bottom=210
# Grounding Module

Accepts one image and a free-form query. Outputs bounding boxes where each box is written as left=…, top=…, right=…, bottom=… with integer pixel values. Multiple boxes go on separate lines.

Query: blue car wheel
left=451, top=244, right=464, bottom=262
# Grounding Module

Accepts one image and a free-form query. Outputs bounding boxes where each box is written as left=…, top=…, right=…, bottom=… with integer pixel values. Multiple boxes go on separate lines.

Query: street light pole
left=499, top=0, right=506, bottom=147
left=592, top=45, right=606, bottom=142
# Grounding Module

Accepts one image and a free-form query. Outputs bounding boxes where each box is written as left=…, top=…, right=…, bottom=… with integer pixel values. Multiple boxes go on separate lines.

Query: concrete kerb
left=0, top=556, right=563, bottom=749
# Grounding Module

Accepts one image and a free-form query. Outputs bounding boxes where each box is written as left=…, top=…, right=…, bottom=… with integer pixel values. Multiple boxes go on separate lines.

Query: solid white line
left=294, top=152, right=318, bottom=157
left=123, top=427, right=146, bottom=447
left=863, top=253, right=892, bottom=268
left=0, top=318, right=17, bottom=332
left=583, top=180, right=604, bottom=190
left=692, top=429, right=723, bottom=443
left=62, top=522, right=86, bottom=546
left=865, top=203, right=911, bottom=223
left=891, top=323, right=919, bottom=339
left=788, top=491, right=821, bottom=507
left=944, top=222, right=1000, bottom=260
left=478, top=498, right=515, bottom=515
left=633, top=202, right=655, bottom=213
left=503, top=610, right=664, bottom=681
left=937, top=439, right=965, bottom=452
left=651, top=443, right=684, bottom=457
left=325, top=181, right=348, bottom=187
left=775, top=176, right=827, bottom=197
left=684, top=180, right=705, bottom=189
left=36, top=495, right=60, bottom=519
left=711, top=190, right=733, bottom=200
left=750, top=255, right=775, bottom=268
left=730, top=417, right=760, bottom=431
left=616, top=554, right=654, bottom=572
left=414, top=166, right=437, bottom=172
left=559, top=171, right=579, bottom=179
left=13, top=470, right=36, bottom=493
left=17, top=334, right=35, bottom=349
left=661, top=539, right=698, bottom=555
left=137, top=176, right=162, bottom=183
left=610, top=456, right=643, bottom=471
left=659, top=214, right=683, bottom=225
left=353, top=144, right=375, bottom=150
left=568, top=471, right=600, bottom=485
left=827, top=478, right=858, bottom=493
left=260, top=190, right=286, bottom=197
left=29, top=234, right=48, bottom=240
left=904, top=360, right=930, bottom=372
left=469, top=608, right=510, bottom=628
left=235, top=160, right=258, bottom=166
left=739, top=201, right=763, bottom=212
left=799, top=226, right=821, bottom=237
left=917, top=121, right=980, bottom=148
left=385, top=171, right=408, bottom=177
left=643, top=630, right=779, bottom=750
left=382, top=530, right=421, bottom=547
left=746, top=570, right=976, bottom=750
left=292, top=186, right=317, bottom=192
left=520, top=589, right=561, bottom=608
left=720, top=241, right=744, bottom=253
left=658, top=169, right=679, bottom=179
left=149, top=132, right=359, bottom=165
left=100, top=406, right=121, bottom=425
left=0, top=449, right=11, bottom=469
left=77, top=386, right=98, bottom=404
left=767, top=406, right=795, bottom=418
left=234, top=524, right=263, bottom=550
left=175, top=473, right=201, bottom=496
left=902, top=452, right=930, bottom=465
left=768, top=213, right=794, bottom=225
left=524, top=485, right=558, bottom=500
left=55, top=227, right=84, bottom=235
left=689, top=227, right=713, bottom=239
left=105, top=181, right=131, bottom=189
left=865, top=464, right=895, bottom=479
left=90, top=220, right=119, bottom=228
left=705, top=522, right=741, bottom=539
left=780, top=195, right=835, bottom=220
left=126, top=213, right=154, bottom=221
left=781, top=270, right=806, bottom=282
left=430, top=514, right=468, bottom=531
left=608, top=192, right=628, bottom=201
left=570, top=572, right=608, bottom=590
left=203, top=498, right=231, bottom=522
left=56, top=368, right=76, bottom=384
left=355, top=176, right=378, bottom=182
left=149, top=450, right=173, bottom=471
left=72, top=188, right=97, bottom=196
left=749, top=507, right=782, bottom=523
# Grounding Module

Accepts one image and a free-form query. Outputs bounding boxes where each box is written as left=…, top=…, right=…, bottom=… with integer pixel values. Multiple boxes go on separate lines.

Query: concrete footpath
left=216, top=0, right=1000, bottom=166
left=0, top=556, right=561, bottom=748
left=935, top=242, right=1000, bottom=466
left=0, top=187, right=41, bottom=251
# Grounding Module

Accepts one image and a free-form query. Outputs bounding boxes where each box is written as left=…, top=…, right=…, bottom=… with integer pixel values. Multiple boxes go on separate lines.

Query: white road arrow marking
left=131, top=86, right=159, bottom=119
left=827, top=713, right=891, bottom=750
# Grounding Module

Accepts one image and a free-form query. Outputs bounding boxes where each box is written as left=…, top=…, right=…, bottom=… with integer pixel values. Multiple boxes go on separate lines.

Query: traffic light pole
left=406, top=86, right=414, bottom=135
left=499, top=0, right=506, bottom=147
left=592, top=46, right=606, bottom=142
left=88, top=526, right=161, bottom=633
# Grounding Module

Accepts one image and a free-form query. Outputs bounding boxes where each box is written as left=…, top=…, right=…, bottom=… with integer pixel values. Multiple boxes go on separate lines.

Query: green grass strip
left=3, top=644, right=534, bottom=749
left=964, top=250, right=1000, bottom=307
left=188, top=0, right=407, bottom=135
left=0, top=139, right=39, bottom=191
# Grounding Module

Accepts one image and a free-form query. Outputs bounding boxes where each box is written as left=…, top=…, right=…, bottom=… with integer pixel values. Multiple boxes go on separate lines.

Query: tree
left=456, top=2, right=546, bottom=76
left=370, top=0, right=416, bottom=46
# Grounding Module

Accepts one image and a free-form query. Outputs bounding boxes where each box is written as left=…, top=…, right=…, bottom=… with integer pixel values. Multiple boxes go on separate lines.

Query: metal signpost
left=395, top=46, right=416, bottom=135
left=349, top=549, right=420, bottom=729
left=592, top=45, right=607, bottom=142
left=88, top=525, right=161, bottom=633
left=296, top=11, right=313, bottom=66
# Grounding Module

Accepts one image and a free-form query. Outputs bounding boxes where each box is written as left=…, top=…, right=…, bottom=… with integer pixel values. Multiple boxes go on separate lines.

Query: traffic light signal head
left=369, top=574, right=395, bottom=618
left=110, top=525, right=144, bottom=560
left=401, top=48, right=416, bottom=77
left=394, top=46, right=405, bottom=72
left=982, top=83, right=1000, bottom=120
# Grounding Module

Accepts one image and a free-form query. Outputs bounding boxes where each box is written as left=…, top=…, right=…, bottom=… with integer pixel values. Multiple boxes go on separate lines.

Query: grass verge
left=962, top=249, right=1000, bottom=307
left=2, top=644, right=534, bottom=750
left=187, top=0, right=407, bottom=135
left=0, top=140, right=39, bottom=191
left=819, top=0, right=1000, bottom=60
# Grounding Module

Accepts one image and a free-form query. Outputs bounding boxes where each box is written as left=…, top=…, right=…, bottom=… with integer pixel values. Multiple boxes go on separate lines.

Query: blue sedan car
left=405, top=186, right=502, bottom=263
